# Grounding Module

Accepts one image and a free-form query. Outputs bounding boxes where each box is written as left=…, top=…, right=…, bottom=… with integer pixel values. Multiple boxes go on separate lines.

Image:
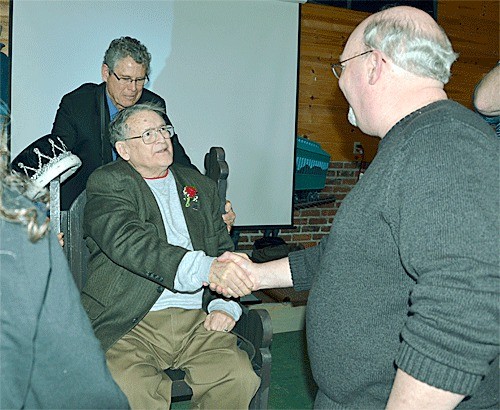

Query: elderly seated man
left=81, top=101, right=259, bottom=409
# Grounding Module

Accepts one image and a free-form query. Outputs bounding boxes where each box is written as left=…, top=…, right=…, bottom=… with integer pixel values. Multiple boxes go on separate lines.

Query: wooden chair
left=49, top=147, right=272, bottom=409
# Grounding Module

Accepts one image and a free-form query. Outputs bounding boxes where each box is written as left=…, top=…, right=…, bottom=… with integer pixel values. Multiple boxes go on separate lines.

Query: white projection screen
left=10, top=0, right=299, bottom=228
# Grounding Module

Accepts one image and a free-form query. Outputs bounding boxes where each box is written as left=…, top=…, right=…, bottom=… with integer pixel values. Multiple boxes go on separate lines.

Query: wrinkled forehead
left=126, top=110, right=164, bottom=132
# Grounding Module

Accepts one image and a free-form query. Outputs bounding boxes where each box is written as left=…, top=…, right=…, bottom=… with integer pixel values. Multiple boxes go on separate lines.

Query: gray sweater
left=289, top=100, right=499, bottom=408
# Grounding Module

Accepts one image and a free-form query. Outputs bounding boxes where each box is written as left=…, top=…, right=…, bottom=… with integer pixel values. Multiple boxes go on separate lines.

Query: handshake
left=206, top=252, right=260, bottom=298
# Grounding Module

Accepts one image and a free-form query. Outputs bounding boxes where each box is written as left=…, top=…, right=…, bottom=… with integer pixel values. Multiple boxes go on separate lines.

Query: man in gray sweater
left=215, top=5, right=499, bottom=409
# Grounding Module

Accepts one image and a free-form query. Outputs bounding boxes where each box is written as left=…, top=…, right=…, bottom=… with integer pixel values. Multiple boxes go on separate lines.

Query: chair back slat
left=61, top=190, right=88, bottom=290
left=204, top=147, right=228, bottom=213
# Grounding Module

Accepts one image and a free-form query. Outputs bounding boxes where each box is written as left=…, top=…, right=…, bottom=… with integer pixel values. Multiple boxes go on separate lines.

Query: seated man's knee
left=228, top=349, right=261, bottom=395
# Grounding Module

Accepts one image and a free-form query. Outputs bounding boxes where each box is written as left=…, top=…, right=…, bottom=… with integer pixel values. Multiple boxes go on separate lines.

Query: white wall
left=10, top=0, right=299, bottom=227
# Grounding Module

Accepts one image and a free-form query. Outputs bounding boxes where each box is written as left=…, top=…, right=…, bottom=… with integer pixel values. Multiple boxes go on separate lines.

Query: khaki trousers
left=105, top=308, right=260, bottom=410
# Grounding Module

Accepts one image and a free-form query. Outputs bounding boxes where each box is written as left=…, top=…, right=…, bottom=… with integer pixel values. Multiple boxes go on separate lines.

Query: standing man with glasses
left=48, top=36, right=194, bottom=210
left=81, top=102, right=258, bottom=409
left=214, top=5, right=499, bottom=409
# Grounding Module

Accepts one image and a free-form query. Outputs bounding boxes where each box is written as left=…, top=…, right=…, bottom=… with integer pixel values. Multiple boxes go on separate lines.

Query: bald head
left=362, top=6, right=457, bottom=84
left=337, top=6, right=454, bottom=138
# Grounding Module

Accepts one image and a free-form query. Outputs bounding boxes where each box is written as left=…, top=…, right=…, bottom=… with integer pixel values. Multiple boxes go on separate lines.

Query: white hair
left=363, top=13, right=458, bottom=84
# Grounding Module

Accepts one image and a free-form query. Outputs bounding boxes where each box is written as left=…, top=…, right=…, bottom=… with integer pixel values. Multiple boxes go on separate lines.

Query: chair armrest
left=235, top=307, right=272, bottom=409
left=233, top=307, right=272, bottom=368
left=234, top=308, right=272, bottom=349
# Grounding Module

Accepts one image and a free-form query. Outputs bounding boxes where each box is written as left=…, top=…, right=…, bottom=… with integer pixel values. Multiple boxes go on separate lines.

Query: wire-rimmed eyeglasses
left=112, top=71, right=149, bottom=87
left=331, top=50, right=373, bottom=79
left=124, top=125, right=174, bottom=145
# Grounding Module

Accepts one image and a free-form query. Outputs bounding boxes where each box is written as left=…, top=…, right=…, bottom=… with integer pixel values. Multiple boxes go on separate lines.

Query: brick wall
left=235, top=160, right=366, bottom=252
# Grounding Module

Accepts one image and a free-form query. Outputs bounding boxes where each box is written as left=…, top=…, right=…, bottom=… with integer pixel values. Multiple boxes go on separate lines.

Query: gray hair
left=109, top=102, right=166, bottom=146
left=363, top=13, right=458, bottom=84
left=1, top=115, right=49, bottom=243
left=103, top=36, right=152, bottom=76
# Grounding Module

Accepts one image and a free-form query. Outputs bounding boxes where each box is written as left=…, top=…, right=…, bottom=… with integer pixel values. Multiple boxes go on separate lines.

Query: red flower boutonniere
left=183, top=186, right=198, bottom=208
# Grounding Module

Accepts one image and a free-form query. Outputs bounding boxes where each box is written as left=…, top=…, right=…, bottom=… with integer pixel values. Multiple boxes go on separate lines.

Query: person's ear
left=102, top=64, right=110, bottom=83
left=367, top=51, right=385, bottom=85
left=115, top=141, right=130, bottom=160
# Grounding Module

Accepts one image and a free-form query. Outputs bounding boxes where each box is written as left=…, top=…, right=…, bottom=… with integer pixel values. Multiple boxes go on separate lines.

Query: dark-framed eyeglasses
left=124, top=125, right=174, bottom=145
left=331, top=50, right=374, bottom=79
left=111, top=71, right=149, bottom=87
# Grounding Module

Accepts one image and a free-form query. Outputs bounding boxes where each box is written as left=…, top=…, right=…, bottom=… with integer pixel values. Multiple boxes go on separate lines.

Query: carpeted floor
left=267, top=330, right=316, bottom=409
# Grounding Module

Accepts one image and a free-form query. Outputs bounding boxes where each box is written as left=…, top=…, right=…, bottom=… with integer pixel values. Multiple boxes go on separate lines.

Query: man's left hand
left=204, top=310, right=236, bottom=333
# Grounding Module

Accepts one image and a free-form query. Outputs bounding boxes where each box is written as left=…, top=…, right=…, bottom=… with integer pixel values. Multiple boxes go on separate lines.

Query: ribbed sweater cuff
left=396, top=342, right=483, bottom=395
left=288, top=248, right=312, bottom=291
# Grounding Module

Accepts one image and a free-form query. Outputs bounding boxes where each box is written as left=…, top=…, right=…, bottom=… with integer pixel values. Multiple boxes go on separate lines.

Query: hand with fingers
left=222, top=201, right=236, bottom=233
left=207, top=252, right=255, bottom=298
left=204, top=310, right=236, bottom=333
left=208, top=252, right=258, bottom=296
left=57, top=232, right=64, bottom=247
left=213, top=252, right=293, bottom=294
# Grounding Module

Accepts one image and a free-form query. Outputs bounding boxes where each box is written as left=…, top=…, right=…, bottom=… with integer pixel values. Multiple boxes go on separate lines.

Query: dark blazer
left=51, top=82, right=193, bottom=210
left=82, top=160, right=234, bottom=351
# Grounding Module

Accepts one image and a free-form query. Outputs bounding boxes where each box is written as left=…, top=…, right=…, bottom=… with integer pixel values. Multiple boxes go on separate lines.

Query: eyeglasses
left=331, top=50, right=373, bottom=79
left=111, top=71, right=149, bottom=87
left=124, top=125, right=174, bottom=145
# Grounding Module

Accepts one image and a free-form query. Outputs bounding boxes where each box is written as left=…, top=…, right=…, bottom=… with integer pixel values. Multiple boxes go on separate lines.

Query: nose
left=338, top=74, right=345, bottom=91
left=158, top=132, right=171, bottom=142
left=127, top=80, right=138, bottom=92
left=151, top=130, right=170, bottom=144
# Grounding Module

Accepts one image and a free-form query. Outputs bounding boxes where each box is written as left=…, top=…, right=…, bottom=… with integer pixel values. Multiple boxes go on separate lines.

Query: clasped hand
left=206, top=252, right=257, bottom=298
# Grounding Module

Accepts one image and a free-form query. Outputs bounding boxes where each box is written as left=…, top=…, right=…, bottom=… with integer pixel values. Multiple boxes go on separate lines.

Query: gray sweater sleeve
left=387, top=118, right=499, bottom=395
left=289, top=234, right=330, bottom=291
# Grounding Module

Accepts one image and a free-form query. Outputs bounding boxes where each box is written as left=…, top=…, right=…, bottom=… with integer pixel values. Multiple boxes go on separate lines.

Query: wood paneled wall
left=298, top=1, right=499, bottom=161
left=1, top=1, right=498, bottom=161
left=439, top=1, right=499, bottom=106
left=297, top=5, right=372, bottom=161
